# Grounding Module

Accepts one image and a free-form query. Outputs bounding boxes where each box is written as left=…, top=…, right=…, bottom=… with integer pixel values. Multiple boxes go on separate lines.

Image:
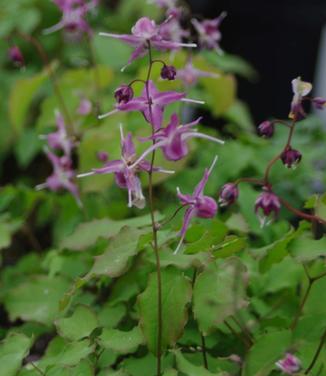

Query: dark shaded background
left=188, top=0, right=326, bottom=122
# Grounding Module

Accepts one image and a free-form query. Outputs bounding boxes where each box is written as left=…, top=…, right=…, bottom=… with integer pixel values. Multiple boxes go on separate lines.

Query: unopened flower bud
left=276, top=353, right=301, bottom=375
left=8, top=46, right=24, bottom=67
left=312, top=97, right=326, bottom=110
left=114, top=85, right=134, bottom=104
left=281, top=147, right=302, bottom=169
left=161, top=65, right=177, bottom=80
left=255, top=190, right=281, bottom=227
left=219, top=183, right=239, bottom=206
left=258, top=120, right=274, bottom=138
left=97, top=151, right=109, bottom=162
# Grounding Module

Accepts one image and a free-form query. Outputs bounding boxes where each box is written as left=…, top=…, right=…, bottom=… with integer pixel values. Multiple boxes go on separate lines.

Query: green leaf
left=202, top=74, right=236, bottom=117
left=163, top=369, right=178, bottom=376
left=294, top=313, right=326, bottom=343
left=99, top=326, right=144, bottom=354
left=224, top=100, right=254, bottom=133
left=55, top=305, right=98, bottom=341
left=4, top=276, right=70, bottom=325
left=174, top=351, right=221, bottom=376
left=61, top=214, right=155, bottom=251
left=138, top=267, right=192, bottom=355
left=289, top=234, right=326, bottom=262
left=9, top=64, right=55, bottom=135
left=202, top=51, right=257, bottom=80
left=193, top=258, right=248, bottom=334
left=0, top=333, right=33, bottom=376
left=258, top=257, right=303, bottom=295
left=212, top=236, right=247, bottom=259
left=88, top=226, right=147, bottom=278
left=98, top=303, right=126, bottom=329
left=14, top=128, right=42, bottom=168
left=38, top=337, right=95, bottom=370
left=243, top=330, right=292, bottom=376
left=150, top=250, right=213, bottom=270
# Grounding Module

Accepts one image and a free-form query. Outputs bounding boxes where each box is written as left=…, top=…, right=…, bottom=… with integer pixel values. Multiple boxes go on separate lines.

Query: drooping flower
left=275, top=353, right=301, bottom=375
left=133, top=113, right=224, bottom=162
left=77, top=98, right=92, bottom=115
left=44, top=111, right=73, bottom=157
left=219, top=183, right=239, bottom=206
left=258, top=120, right=274, bottom=138
left=78, top=126, right=174, bottom=208
left=191, top=12, right=227, bottom=51
left=176, top=60, right=220, bottom=86
left=99, top=81, right=204, bottom=130
left=281, top=147, right=302, bottom=169
left=99, top=17, right=196, bottom=69
left=8, top=46, right=24, bottom=67
left=158, top=16, right=189, bottom=47
left=174, top=156, right=218, bottom=254
left=44, top=0, right=98, bottom=37
left=289, top=77, right=312, bottom=120
left=114, top=85, right=134, bottom=104
left=161, top=65, right=177, bottom=80
left=255, top=189, right=281, bottom=227
left=36, top=149, right=80, bottom=205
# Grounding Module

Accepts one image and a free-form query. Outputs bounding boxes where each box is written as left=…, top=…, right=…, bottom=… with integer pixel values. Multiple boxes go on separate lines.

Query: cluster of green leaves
left=1, top=0, right=326, bottom=375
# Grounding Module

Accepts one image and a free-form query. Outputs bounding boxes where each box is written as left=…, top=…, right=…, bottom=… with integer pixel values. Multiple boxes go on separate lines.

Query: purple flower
left=161, top=65, right=177, bottom=80
left=44, top=111, right=73, bottom=157
left=44, top=0, right=98, bottom=37
left=114, top=85, right=134, bottom=104
left=276, top=353, right=301, bottom=375
left=191, top=12, right=227, bottom=51
left=99, top=81, right=204, bottom=131
left=258, top=120, right=274, bottom=138
left=133, top=113, right=224, bottom=162
left=99, top=17, right=196, bottom=69
left=312, top=96, right=326, bottom=110
left=158, top=17, right=189, bottom=47
left=255, top=190, right=281, bottom=228
left=219, top=183, right=239, bottom=206
left=8, top=46, right=24, bottom=67
left=176, top=60, right=220, bottom=87
left=281, top=147, right=302, bottom=169
left=289, top=77, right=312, bottom=121
left=77, top=98, right=92, bottom=115
left=174, top=156, right=218, bottom=254
left=36, top=149, right=80, bottom=206
left=78, top=126, right=174, bottom=208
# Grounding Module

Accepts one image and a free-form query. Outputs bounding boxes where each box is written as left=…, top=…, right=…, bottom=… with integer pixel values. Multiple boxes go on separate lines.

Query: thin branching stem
left=291, top=266, right=326, bottom=330
left=305, top=329, right=326, bottom=374
left=145, top=41, right=162, bottom=376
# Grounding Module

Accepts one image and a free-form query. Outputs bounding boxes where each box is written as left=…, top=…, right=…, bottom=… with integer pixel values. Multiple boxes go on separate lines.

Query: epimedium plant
left=1, top=0, right=326, bottom=376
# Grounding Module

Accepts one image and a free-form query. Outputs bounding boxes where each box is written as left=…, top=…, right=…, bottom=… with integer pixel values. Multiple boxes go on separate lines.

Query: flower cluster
left=150, top=0, right=226, bottom=53
left=77, top=13, right=225, bottom=252
left=219, top=77, right=326, bottom=227
left=45, top=0, right=99, bottom=38
left=36, top=112, right=80, bottom=206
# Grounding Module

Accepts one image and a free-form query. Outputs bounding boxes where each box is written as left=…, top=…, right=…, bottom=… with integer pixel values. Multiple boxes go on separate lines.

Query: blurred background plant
left=0, top=1, right=326, bottom=375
